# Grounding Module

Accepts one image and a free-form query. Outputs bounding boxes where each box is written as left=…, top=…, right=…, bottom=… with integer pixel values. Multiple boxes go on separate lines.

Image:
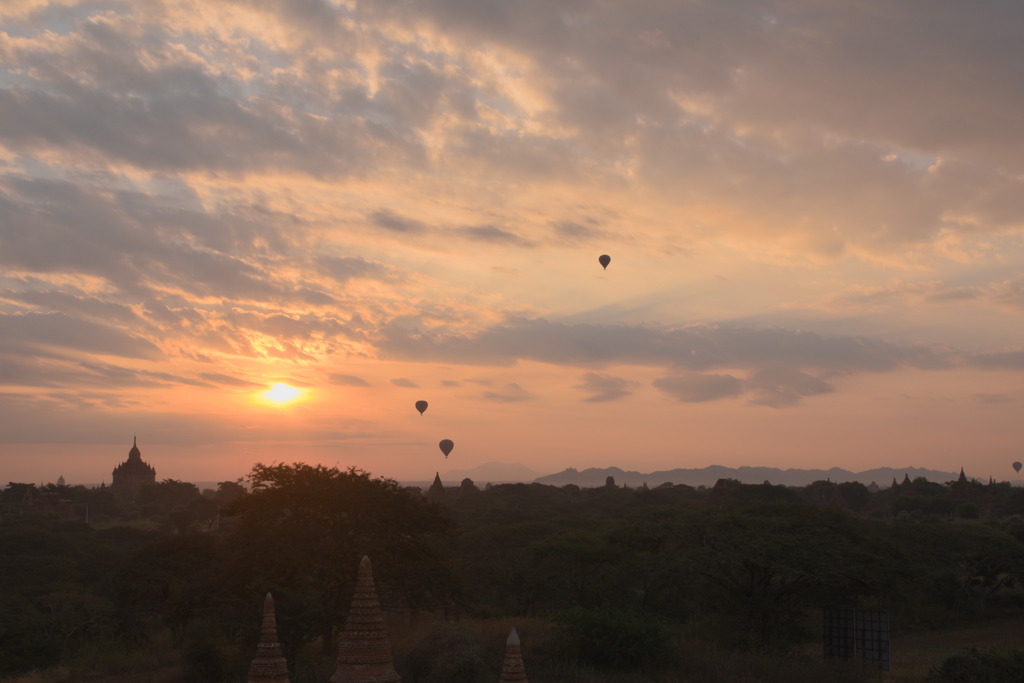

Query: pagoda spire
left=500, top=627, right=528, bottom=682
left=331, top=556, right=401, bottom=683
left=427, top=472, right=446, bottom=502
left=247, top=593, right=290, bottom=682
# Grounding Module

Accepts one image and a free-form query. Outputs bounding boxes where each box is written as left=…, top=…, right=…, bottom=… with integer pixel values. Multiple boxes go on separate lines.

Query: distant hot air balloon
left=439, top=439, right=454, bottom=458
left=415, top=400, right=428, bottom=416
left=1014, top=461, right=1022, bottom=474
left=598, top=254, right=611, bottom=270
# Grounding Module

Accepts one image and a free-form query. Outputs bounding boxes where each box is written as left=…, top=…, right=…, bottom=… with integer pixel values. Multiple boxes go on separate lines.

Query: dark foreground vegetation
left=4, top=468, right=1024, bottom=682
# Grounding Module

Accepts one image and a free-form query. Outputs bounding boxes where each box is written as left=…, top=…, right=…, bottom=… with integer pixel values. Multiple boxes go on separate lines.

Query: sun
left=263, top=382, right=303, bottom=404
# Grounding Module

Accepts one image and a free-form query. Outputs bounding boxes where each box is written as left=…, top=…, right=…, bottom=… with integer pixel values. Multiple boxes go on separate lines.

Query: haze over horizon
left=3, top=1, right=1024, bottom=485
left=23, top=458, right=987, bottom=491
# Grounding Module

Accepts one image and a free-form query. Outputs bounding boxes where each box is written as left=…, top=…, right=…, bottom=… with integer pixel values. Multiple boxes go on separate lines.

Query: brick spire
left=248, top=593, right=290, bottom=682
left=427, top=472, right=446, bottom=502
left=499, top=627, right=528, bottom=682
left=331, top=556, right=401, bottom=683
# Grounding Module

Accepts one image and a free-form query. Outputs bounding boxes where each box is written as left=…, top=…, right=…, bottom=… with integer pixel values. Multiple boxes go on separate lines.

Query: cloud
left=390, top=377, right=419, bottom=388
left=198, top=372, right=260, bottom=387
left=330, top=374, right=371, bottom=387
left=1, top=287, right=142, bottom=324
left=0, top=311, right=162, bottom=360
left=482, top=383, right=532, bottom=402
left=2, top=0, right=1023, bottom=449
left=377, top=315, right=955, bottom=406
left=967, top=351, right=1024, bottom=370
left=0, top=175, right=293, bottom=301
left=652, top=372, right=744, bottom=403
left=975, top=393, right=1014, bottom=404
left=0, top=391, right=378, bottom=447
left=574, top=372, right=636, bottom=402
left=0, top=352, right=207, bottom=390
left=990, top=279, right=1024, bottom=310
left=315, top=255, right=396, bottom=284
left=369, top=209, right=428, bottom=235
left=651, top=367, right=833, bottom=408
left=377, top=316, right=948, bottom=372
left=2, top=0, right=1022, bottom=262
left=458, top=225, right=534, bottom=247
left=746, top=367, right=834, bottom=408
left=552, top=219, right=609, bottom=243
left=831, top=281, right=975, bottom=309
left=820, top=276, right=1024, bottom=317
left=220, top=310, right=358, bottom=346
left=0, top=17, right=393, bottom=177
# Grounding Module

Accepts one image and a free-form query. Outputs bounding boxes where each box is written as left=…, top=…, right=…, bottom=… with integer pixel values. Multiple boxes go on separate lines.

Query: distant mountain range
left=430, top=462, right=980, bottom=488
left=534, top=465, right=967, bottom=488
left=440, top=461, right=542, bottom=483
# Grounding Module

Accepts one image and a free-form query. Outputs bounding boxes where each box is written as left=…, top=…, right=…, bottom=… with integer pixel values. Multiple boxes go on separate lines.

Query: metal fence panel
left=824, top=608, right=890, bottom=671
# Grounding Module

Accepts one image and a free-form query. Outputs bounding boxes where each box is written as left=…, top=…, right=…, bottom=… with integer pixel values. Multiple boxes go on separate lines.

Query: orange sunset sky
left=2, top=1, right=1024, bottom=485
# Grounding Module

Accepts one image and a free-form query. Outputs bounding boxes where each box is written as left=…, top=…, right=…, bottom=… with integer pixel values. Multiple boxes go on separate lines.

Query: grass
left=887, top=615, right=1024, bottom=682
left=387, top=612, right=1024, bottom=682
left=6, top=613, right=1024, bottom=682
left=2, top=631, right=182, bottom=683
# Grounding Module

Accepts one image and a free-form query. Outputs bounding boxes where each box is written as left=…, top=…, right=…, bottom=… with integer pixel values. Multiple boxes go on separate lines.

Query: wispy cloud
left=330, top=374, right=372, bottom=387
left=482, top=383, right=532, bottom=402
left=0, top=311, right=162, bottom=359
left=574, top=372, right=636, bottom=402
left=378, top=317, right=948, bottom=373
left=369, top=210, right=428, bottom=235
left=458, top=225, right=534, bottom=247
left=652, top=372, right=744, bottom=404
left=199, top=372, right=260, bottom=387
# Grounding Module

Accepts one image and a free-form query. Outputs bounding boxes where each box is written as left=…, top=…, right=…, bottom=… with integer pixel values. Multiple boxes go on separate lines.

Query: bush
left=400, top=623, right=488, bottom=683
left=181, top=639, right=226, bottom=683
left=554, top=606, right=671, bottom=672
left=927, top=647, right=1024, bottom=682
left=956, top=502, right=981, bottom=519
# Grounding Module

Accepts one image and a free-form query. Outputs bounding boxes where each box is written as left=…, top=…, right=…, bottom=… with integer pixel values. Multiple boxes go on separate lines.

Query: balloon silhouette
left=439, top=439, right=454, bottom=458
left=415, top=400, right=428, bottom=416
left=598, top=254, right=611, bottom=270
left=1014, top=461, right=1022, bottom=474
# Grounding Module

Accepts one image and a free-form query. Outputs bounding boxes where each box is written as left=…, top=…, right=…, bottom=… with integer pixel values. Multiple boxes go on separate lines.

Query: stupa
left=331, top=556, right=401, bottom=683
left=499, top=627, right=528, bottom=682
left=248, top=593, right=290, bottom=682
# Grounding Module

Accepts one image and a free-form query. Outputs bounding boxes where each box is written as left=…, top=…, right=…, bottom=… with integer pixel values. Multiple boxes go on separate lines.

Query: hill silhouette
left=440, top=461, right=540, bottom=483
left=534, top=464, right=965, bottom=488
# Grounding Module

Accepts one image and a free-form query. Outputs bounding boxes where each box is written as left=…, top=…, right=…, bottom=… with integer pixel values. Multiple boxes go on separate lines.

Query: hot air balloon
left=1014, top=461, right=1022, bottom=474
left=415, top=400, right=428, bottom=416
left=598, top=254, right=611, bottom=270
left=439, top=439, right=454, bottom=458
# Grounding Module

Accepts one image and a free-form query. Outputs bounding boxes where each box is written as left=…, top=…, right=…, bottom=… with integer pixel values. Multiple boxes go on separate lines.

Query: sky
left=2, top=0, right=1024, bottom=486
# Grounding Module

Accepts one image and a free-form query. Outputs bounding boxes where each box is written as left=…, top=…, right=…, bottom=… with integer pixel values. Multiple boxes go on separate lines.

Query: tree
left=555, top=606, right=671, bottom=671
left=676, top=504, right=888, bottom=649
left=218, top=463, right=452, bottom=656
left=140, top=479, right=201, bottom=512
left=202, top=480, right=247, bottom=506
left=957, top=502, right=981, bottom=519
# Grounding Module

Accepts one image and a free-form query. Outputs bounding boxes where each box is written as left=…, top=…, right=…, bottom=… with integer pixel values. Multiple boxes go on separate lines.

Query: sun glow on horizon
left=262, top=383, right=304, bottom=404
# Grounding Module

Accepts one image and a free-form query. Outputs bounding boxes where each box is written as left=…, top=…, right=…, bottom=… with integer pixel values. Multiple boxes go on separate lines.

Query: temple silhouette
left=111, top=436, right=156, bottom=498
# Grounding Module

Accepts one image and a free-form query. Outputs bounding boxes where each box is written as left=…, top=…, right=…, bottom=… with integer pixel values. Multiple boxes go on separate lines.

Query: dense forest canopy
left=4, top=467, right=1024, bottom=681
